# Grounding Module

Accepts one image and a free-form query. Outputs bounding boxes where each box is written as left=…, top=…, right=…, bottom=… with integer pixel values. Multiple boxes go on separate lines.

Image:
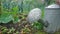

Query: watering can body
left=44, top=4, right=60, bottom=33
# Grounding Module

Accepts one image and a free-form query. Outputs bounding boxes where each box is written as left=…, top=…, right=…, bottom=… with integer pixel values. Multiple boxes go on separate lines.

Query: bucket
left=44, top=4, right=60, bottom=33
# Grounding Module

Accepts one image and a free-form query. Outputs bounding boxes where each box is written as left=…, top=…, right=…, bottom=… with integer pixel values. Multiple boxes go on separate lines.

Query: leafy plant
left=0, top=0, right=19, bottom=23
left=1, top=27, right=8, bottom=34
left=32, top=21, right=44, bottom=30
left=15, top=31, right=19, bottom=34
left=0, top=14, right=13, bottom=23
left=7, top=27, right=15, bottom=34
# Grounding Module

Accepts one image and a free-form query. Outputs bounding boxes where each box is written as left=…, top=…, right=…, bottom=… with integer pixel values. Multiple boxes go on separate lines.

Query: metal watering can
left=44, top=4, right=60, bottom=33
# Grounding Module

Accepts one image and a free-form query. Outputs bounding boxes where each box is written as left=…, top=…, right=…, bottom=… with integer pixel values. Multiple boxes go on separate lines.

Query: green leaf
left=12, top=6, right=19, bottom=12
left=13, top=16, right=19, bottom=23
left=0, top=14, right=13, bottom=23
left=33, top=21, right=44, bottom=30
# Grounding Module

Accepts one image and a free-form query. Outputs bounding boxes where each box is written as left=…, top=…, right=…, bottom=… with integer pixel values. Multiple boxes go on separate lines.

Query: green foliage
left=32, top=21, right=44, bottom=30
left=0, top=26, right=19, bottom=34
left=1, top=27, right=8, bottom=34
left=0, top=10, right=19, bottom=23
left=15, top=31, right=19, bottom=34
left=12, top=6, right=19, bottom=13
left=2, top=28, right=8, bottom=34
left=0, top=0, right=19, bottom=23
left=13, top=16, right=19, bottom=23
left=7, top=27, right=15, bottom=34
left=0, top=14, right=13, bottom=23
left=35, top=31, right=48, bottom=34
left=0, top=0, right=56, bottom=34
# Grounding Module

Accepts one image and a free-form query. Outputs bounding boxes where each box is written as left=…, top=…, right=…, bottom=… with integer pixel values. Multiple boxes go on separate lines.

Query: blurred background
left=0, top=0, right=59, bottom=34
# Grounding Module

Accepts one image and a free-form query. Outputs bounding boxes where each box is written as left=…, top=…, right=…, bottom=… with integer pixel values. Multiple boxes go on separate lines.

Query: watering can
left=44, top=4, right=60, bottom=33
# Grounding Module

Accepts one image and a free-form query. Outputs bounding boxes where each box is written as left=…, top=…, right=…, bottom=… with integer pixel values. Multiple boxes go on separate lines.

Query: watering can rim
left=45, top=4, right=60, bottom=9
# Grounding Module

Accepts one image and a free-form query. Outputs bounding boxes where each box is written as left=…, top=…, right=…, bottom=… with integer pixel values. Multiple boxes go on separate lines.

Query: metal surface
left=44, top=4, right=60, bottom=33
